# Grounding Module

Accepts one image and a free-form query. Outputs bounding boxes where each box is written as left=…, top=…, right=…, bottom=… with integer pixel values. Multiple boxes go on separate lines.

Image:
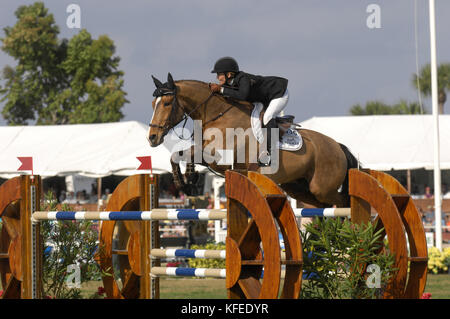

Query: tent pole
left=97, top=177, right=102, bottom=211
left=429, top=0, right=442, bottom=251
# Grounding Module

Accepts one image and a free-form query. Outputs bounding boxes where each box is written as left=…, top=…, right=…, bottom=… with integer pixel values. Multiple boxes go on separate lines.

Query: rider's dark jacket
left=221, top=72, right=288, bottom=107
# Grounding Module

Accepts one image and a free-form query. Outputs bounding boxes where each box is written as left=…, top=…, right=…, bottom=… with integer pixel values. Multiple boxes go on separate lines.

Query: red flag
left=137, top=156, right=152, bottom=171
left=17, top=157, right=33, bottom=175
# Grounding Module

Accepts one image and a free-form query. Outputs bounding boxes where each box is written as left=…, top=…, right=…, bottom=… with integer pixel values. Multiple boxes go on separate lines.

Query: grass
left=2, top=275, right=449, bottom=299
left=423, top=274, right=450, bottom=299
left=78, top=278, right=227, bottom=299
left=79, top=275, right=449, bottom=299
left=160, top=278, right=227, bottom=299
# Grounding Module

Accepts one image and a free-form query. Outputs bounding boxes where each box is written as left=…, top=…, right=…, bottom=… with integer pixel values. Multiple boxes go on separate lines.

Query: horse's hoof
left=186, top=172, right=199, bottom=184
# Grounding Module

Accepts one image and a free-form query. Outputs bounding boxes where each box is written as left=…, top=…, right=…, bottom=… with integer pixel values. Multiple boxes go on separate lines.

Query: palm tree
left=350, top=101, right=391, bottom=115
left=412, top=63, right=450, bottom=114
left=350, top=100, right=425, bottom=115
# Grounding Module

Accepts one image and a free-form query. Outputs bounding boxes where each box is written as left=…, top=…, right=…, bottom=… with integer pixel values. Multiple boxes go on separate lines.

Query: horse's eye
left=164, top=102, right=172, bottom=106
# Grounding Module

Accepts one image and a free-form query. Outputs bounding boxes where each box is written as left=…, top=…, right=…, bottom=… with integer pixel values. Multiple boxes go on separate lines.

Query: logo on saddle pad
left=251, top=103, right=303, bottom=151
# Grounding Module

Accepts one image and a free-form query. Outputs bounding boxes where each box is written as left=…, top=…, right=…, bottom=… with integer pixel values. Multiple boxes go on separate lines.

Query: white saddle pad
left=250, top=103, right=303, bottom=151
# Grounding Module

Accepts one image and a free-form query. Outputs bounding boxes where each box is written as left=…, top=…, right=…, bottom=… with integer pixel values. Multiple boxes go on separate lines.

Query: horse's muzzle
left=148, top=134, right=159, bottom=147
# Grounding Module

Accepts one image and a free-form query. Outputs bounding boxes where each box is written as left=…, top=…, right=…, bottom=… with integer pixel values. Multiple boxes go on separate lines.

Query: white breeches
left=263, top=89, right=289, bottom=125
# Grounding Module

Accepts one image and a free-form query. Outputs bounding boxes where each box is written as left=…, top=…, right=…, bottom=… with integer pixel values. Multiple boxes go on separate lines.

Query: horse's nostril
left=149, top=134, right=157, bottom=143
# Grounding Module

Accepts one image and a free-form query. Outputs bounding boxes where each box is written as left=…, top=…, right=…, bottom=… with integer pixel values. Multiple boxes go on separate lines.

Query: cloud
left=1, top=1, right=450, bottom=126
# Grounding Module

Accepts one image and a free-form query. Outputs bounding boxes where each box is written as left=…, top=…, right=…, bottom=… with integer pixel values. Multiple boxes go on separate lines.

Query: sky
left=0, top=0, right=449, bottom=127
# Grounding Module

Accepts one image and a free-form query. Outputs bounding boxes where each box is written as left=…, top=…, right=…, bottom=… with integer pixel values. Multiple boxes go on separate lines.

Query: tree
left=350, top=100, right=425, bottom=115
left=0, top=2, right=128, bottom=125
left=412, top=63, right=450, bottom=114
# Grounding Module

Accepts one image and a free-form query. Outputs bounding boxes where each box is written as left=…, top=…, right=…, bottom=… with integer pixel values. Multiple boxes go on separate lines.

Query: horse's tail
left=339, top=143, right=360, bottom=206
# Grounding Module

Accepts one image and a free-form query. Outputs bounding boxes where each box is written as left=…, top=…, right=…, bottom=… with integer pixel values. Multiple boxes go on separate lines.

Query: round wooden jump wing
left=0, top=177, right=23, bottom=299
left=97, top=174, right=148, bottom=299
left=349, top=169, right=409, bottom=299
left=247, top=171, right=303, bottom=299
left=225, top=170, right=282, bottom=299
left=367, top=170, right=428, bottom=299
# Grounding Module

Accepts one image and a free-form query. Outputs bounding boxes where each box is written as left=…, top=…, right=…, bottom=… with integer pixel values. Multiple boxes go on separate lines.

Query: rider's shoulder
left=235, top=71, right=260, bottom=82
left=234, top=71, right=247, bottom=79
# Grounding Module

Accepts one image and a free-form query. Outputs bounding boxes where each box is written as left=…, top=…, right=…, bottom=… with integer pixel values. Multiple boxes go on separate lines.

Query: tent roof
left=298, top=115, right=450, bottom=171
left=0, top=121, right=174, bottom=178
left=2, top=115, right=447, bottom=178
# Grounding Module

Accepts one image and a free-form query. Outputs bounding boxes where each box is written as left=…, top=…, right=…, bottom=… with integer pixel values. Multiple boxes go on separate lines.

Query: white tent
left=298, top=115, right=450, bottom=171
left=0, top=121, right=174, bottom=178
left=4, top=115, right=447, bottom=177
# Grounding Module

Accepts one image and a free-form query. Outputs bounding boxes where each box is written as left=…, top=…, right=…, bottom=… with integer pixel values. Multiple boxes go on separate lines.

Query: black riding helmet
left=211, top=57, right=239, bottom=74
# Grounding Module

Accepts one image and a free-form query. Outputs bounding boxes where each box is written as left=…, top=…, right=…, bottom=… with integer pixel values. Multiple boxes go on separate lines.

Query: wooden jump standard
left=0, top=169, right=427, bottom=299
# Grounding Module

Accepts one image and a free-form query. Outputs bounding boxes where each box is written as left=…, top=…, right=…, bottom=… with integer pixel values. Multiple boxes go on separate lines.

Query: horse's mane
left=175, top=79, right=253, bottom=112
left=176, top=79, right=206, bottom=85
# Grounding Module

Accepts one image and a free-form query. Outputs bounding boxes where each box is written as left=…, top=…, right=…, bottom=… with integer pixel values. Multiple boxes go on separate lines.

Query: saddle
left=250, top=103, right=303, bottom=151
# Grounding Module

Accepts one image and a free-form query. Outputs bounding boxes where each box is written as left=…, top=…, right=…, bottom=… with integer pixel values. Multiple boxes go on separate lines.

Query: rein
left=202, top=104, right=235, bottom=126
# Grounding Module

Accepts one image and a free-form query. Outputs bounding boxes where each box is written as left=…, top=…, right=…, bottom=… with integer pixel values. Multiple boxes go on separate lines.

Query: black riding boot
left=258, top=118, right=278, bottom=166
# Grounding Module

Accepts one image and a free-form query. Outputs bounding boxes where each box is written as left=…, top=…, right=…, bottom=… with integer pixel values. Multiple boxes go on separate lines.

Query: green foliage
left=40, top=190, right=103, bottom=299
left=0, top=2, right=127, bottom=125
left=412, top=63, right=450, bottom=114
left=412, top=63, right=450, bottom=96
left=300, top=217, right=396, bottom=299
left=188, top=242, right=226, bottom=269
left=350, top=100, right=425, bottom=115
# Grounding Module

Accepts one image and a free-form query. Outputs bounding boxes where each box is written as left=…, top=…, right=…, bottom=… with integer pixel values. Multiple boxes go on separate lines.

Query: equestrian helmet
left=211, top=57, right=239, bottom=73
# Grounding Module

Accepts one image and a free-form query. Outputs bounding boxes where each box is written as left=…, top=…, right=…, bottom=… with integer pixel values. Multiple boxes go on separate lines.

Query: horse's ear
left=167, top=73, right=175, bottom=89
left=152, top=75, right=163, bottom=88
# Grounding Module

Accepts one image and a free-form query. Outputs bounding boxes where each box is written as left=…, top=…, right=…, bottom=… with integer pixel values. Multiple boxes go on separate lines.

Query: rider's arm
left=221, top=76, right=250, bottom=101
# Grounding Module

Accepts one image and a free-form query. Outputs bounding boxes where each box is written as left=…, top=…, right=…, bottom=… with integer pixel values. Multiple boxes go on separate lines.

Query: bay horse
left=148, top=73, right=358, bottom=208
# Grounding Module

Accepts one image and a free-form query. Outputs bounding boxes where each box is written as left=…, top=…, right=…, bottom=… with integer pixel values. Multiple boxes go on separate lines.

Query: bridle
left=148, top=88, right=186, bottom=139
left=149, top=84, right=234, bottom=140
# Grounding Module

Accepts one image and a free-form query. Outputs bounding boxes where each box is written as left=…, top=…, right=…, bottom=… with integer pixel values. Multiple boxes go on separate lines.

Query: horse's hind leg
left=308, top=179, right=349, bottom=208
left=307, top=157, right=349, bottom=208
left=316, top=189, right=348, bottom=208
left=280, top=180, right=329, bottom=208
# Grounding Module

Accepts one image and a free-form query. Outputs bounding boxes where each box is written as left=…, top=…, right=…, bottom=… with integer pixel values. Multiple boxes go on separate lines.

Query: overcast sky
left=1, top=0, right=449, bottom=127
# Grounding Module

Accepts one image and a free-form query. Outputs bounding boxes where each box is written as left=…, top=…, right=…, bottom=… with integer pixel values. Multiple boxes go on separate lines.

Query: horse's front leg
left=185, top=145, right=207, bottom=195
left=170, top=151, right=186, bottom=191
left=171, top=145, right=204, bottom=195
left=185, top=162, right=199, bottom=185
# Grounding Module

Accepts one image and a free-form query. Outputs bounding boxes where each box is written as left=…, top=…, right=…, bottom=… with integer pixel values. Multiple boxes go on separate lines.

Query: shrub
left=40, top=191, right=103, bottom=298
left=300, top=217, right=396, bottom=299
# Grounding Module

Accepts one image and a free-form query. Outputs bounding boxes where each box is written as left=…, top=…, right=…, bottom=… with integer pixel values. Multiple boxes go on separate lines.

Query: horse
left=147, top=73, right=358, bottom=208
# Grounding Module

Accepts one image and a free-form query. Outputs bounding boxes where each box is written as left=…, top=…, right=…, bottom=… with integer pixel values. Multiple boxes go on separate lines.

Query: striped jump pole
left=32, top=208, right=227, bottom=222
left=151, top=266, right=226, bottom=278
left=32, top=208, right=350, bottom=221
left=33, top=208, right=351, bottom=221
left=150, top=249, right=294, bottom=261
left=151, top=248, right=226, bottom=259
left=293, top=207, right=351, bottom=218
left=151, top=267, right=301, bottom=281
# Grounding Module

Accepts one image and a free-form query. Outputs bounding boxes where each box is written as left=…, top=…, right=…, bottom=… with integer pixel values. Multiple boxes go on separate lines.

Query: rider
left=209, top=56, right=289, bottom=166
